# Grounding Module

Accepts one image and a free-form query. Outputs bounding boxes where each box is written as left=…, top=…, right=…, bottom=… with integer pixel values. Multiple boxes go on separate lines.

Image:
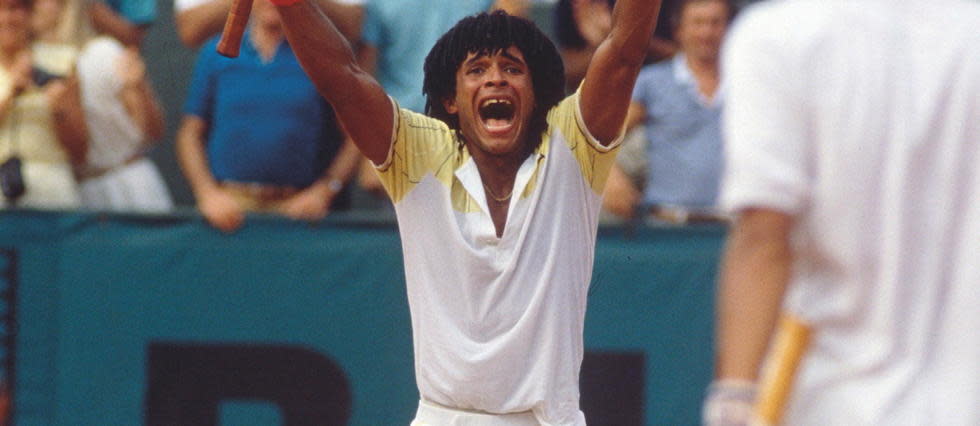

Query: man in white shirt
left=265, top=0, right=662, bottom=423
left=705, top=1, right=980, bottom=425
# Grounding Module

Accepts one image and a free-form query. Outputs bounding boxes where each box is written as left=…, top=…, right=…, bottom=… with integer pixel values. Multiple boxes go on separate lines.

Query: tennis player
left=267, top=0, right=661, bottom=424
left=705, top=1, right=980, bottom=425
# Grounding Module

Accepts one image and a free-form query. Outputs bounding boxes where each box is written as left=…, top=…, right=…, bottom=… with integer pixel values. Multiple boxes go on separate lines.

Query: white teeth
left=480, top=98, right=513, bottom=108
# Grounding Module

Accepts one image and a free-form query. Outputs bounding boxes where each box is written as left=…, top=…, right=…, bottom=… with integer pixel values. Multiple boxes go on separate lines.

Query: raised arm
left=272, top=1, right=392, bottom=165
left=580, top=0, right=661, bottom=145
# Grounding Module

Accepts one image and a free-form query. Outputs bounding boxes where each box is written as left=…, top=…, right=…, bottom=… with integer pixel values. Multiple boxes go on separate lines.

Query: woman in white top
left=0, top=0, right=87, bottom=209
left=32, top=0, right=172, bottom=212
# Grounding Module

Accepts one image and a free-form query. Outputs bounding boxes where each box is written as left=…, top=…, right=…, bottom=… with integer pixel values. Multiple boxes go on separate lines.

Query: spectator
left=32, top=0, right=173, bottom=212
left=176, top=0, right=360, bottom=232
left=603, top=0, right=733, bottom=223
left=173, top=0, right=362, bottom=48
left=0, top=0, right=87, bottom=209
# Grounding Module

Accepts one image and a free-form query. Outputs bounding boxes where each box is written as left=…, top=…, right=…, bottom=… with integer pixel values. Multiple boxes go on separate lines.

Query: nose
left=484, top=65, right=508, bottom=88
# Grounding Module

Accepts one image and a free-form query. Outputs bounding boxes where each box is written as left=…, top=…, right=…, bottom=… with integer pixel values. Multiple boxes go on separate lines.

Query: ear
left=442, top=97, right=458, bottom=115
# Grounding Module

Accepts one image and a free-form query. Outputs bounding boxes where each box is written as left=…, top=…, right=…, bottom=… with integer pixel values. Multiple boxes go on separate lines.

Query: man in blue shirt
left=603, top=0, right=733, bottom=224
left=177, top=0, right=360, bottom=232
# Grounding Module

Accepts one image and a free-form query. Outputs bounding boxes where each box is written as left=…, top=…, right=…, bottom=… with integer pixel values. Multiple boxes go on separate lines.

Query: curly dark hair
left=423, top=10, right=566, bottom=151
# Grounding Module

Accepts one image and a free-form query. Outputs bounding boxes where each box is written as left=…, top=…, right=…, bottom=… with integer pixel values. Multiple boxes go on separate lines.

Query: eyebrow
left=463, top=50, right=527, bottom=68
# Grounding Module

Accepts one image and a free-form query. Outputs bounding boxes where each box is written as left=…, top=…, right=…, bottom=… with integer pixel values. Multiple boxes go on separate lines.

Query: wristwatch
left=326, top=178, right=344, bottom=194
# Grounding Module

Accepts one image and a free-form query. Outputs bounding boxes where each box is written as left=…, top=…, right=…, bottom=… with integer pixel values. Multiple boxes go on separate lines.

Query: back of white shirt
left=721, top=1, right=980, bottom=424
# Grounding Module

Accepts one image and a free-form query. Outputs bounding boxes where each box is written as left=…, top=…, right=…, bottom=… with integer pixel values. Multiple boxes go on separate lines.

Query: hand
left=572, top=0, right=613, bottom=48
left=702, top=379, right=758, bottom=426
left=198, top=187, right=245, bottom=232
left=114, top=47, right=147, bottom=88
left=276, top=183, right=334, bottom=222
left=10, top=51, right=33, bottom=95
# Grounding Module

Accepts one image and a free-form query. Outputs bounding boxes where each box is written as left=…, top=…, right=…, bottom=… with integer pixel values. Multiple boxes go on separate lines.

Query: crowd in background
left=0, top=0, right=765, bottom=231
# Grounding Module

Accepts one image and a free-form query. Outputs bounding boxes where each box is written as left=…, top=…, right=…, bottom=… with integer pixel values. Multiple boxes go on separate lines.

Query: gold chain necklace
left=482, top=182, right=513, bottom=202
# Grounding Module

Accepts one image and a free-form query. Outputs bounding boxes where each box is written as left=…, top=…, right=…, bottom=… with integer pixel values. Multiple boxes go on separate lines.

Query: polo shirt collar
left=455, top=146, right=545, bottom=219
left=672, top=53, right=726, bottom=107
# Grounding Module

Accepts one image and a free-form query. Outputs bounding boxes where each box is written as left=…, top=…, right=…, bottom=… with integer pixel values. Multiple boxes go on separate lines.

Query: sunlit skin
left=0, top=0, right=30, bottom=57
left=675, top=0, right=729, bottom=64
left=444, top=47, right=537, bottom=177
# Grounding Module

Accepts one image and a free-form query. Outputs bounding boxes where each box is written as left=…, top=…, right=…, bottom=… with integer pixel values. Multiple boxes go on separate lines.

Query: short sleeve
left=105, top=0, right=157, bottom=25
left=182, top=38, right=219, bottom=122
left=719, top=8, right=812, bottom=215
left=549, top=89, right=625, bottom=194
left=374, top=101, right=459, bottom=203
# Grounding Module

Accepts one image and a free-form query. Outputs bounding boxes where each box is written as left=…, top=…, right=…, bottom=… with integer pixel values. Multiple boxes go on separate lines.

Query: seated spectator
left=173, top=0, right=363, bottom=48
left=32, top=0, right=173, bottom=212
left=0, top=0, right=87, bottom=209
left=603, top=0, right=733, bottom=224
left=176, top=0, right=359, bottom=232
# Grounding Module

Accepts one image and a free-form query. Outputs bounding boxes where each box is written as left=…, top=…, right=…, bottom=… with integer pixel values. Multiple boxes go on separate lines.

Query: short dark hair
left=423, top=10, right=565, bottom=151
left=671, top=0, right=736, bottom=35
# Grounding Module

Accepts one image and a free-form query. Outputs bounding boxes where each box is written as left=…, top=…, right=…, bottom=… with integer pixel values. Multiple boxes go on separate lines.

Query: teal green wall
left=1, top=211, right=723, bottom=425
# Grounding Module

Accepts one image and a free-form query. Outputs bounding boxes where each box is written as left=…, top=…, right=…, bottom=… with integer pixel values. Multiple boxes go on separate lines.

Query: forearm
left=715, top=209, right=795, bottom=381
left=119, top=80, right=166, bottom=142
left=50, top=81, right=89, bottom=165
left=175, top=116, right=220, bottom=198
left=175, top=0, right=231, bottom=48
left=308, top=137, right=360, bottom=198
left=579, top=0, right=662, bottom=144
left=314, top=0, right=363, bottom=43
left=89, top=2, right=146, bottom=47
left=606, top=0, right=662, bottom=66
left=275, top=0, right=393, bottom=165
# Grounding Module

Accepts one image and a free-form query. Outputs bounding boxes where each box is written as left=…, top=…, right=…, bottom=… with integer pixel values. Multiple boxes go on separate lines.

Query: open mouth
left=478, top=98, right=516, bottom=133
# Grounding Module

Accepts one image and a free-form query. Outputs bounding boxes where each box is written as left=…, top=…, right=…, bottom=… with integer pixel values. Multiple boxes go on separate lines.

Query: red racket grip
left=216, top=0, right=253, bottom=58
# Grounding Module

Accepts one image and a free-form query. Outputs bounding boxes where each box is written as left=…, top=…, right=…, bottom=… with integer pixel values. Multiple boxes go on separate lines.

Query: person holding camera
left=0, top=0, right=88, bottom=208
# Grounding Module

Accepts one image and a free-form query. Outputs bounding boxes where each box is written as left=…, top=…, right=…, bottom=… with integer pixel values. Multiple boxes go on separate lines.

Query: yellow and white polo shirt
left=375, top=90, right=621, bottom=426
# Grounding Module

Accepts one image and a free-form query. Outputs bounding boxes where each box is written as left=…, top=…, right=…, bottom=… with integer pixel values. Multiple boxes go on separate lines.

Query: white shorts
left=410, top=399, right=540, bottom=426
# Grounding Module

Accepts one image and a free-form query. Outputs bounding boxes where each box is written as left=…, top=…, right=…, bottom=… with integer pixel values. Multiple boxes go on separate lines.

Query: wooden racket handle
left=216, top=0, right=253, bottom=58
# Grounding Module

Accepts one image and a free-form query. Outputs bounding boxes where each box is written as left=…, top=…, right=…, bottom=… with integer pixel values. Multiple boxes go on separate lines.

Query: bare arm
left=47, top=77, right=89, bottom=166
left=176, top=115, right=244, bottom=232
left=601, top=164, right=640, bottom=219
left=117, top=48, right=165, bottom=142
left=89, top=1, right=147, bottom=47
left=175, top=0, right=232, bottom=48
left=278, top=136, right=361, bottom=220
left=276, top=1, right=393, bottom=165
left=715, top=208, right=795, bottom=381
left=580, top=0, right=661, bottom=145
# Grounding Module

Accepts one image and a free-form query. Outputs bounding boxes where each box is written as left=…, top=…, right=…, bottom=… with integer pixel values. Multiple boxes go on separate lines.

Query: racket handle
left=217, top=0, right=253, bottom=58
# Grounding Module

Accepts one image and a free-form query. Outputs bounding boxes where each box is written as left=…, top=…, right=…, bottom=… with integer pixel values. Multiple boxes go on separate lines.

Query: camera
left=0, top=156, right=25, bottom=202
left=31, top=66, right=63, bottom=87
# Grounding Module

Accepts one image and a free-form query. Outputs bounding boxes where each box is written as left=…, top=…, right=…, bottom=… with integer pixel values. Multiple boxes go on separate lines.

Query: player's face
left=676, top=0, right=729, bottom=62
left=444, top=46, right=536, bottom=158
